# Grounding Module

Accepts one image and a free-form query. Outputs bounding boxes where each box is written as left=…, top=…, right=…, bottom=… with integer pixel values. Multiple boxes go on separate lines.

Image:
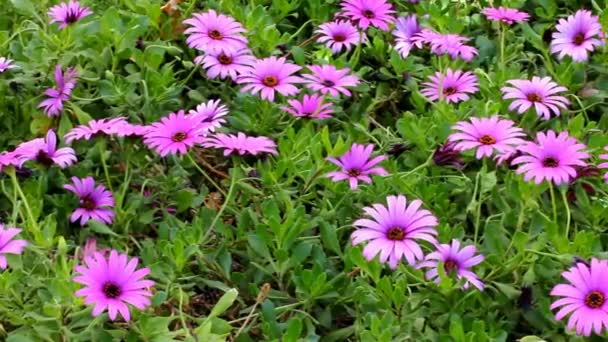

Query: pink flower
left=417, top=239, right=485, bottom=291
left=392, top=15, right=421, bottom=58
left=237, top=57, right=303, bottom=102
left=599, top=146, right=608, bottom=183
left=143, top=110, right=207, bottom=157
left=194, top=48, right=255, bottom=81
left=420, top=68, right=478, bottom=103
left=351, top=195, right=438, bottom=268
left=202, top=132, right=277, bottom=156
left=38, top=65, right=78, bottom=117
left=512, top=130, right=589, bottom=185
left=447, top=116, right=525, bottom=159
left=501, top=76, right=569, bottom=120
left=183, top=10, right=248, bottom=53
left=48, top=0, right=92, bottom=29
left=64, top=117, right=135, bottom=143
left=0, top=225, right=28, bottom=269
left=74, top=250, right=154, bottom=321
left=14, top=130, right=77, bottom=168
left=0, top=151, right=25, bottom=171
left=280, top=94, right=335, bottom=119
left=482, top=7, right=530, bottom=24
left=415, top=30, right=478, bottom=61
left=64, top=176, right=115, bottom=226
left=551, top=10, right=603, bottom=62
left=316, top=20, right=363, bottom=54
left=339, top=0, right=395, bottom=31
left=301, top=64, right=359, bottom=97
left=187, top=99, right=229, bottom=133
left=0, top=57, right=16, bottom=73
left=326, top=143, right=388, bottom=189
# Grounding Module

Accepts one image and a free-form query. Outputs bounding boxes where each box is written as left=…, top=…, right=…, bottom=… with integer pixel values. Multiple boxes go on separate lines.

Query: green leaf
left=208, top=288, right=238, bottom=319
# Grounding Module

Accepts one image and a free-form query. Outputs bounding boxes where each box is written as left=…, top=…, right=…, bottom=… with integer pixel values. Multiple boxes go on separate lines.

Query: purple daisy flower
left=414, top=30, right=478, bottom=61
left=14, top=130, right=77, bottom=168
left=339, top=0, right=395, bottom=31
left=512, top=130, right=589, bottom=185
left=0, top=225, right=28, bottom=269
left=417, top=239, right=485, bottom=290
left=0, top=151, right=25, bottom=172
left=315, top=20, right=363, bottom=54
left=183, top=10, right=248, bottom=53
left=186, top=99, right=229, bottom=133
left=301, top=65, right=360, bottom=97
left=432, top=142, right=464, bottom=169
left=550, top=10, right=603, bottom=62
left=501, top=77, right=569, bottom=120
left=38, top=65, right=78, bottom=117
left=64, top=176, right=115, bottom=226
left=598, top=146, right=608, bottom=183
left=550, top=259, right=608, bottom=336
left=48, top=0, right=93, bottom=29
left=64, top=117, right=140, bottom=143
left=194, top=48, right=255, bottom=81
left=237, top=57, right=302, bottom=102
left=448, top=116, right=525, bottom=159
left=420, top=68, right=478, bottom=103
left=280, top=94, right=335, bottom=119
left=0, top=57, right=16, bottom=73
left=482, top=7, right=530, bottom=24
left=392, top=15, right=421, bottom=58
left=143, top=110, right=207, bottom=157
left=351, top=195, right=439, bottom=268
left=202, top=132, right=277, bottom=156
left=326, top=143, right=388, bottom=189
left=74, top=250, right=154, bottom=321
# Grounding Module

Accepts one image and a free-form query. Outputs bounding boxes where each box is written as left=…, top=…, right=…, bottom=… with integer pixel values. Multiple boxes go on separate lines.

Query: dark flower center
left=36, top=151, right=54, bottom=166
left=172, top=132, right=187, bottom=142
left=262, top=75, right=279, bottom=87
left=347, top=168, right=361, bottom=177
left=542, top=157, right=559, bottom=168
left=322, top=79, right=335, bottom=87
left=65, top=11, right=79, bottom=24
left=81, top=196, right=97, bottom=210
left=218, top=54, right=233, bottom=65
left=444, top=259, right=458, bottom=273
left=387, top=227, right=405, bottom=241
left=333, top=33, right=347, bottom=42
left=585, top=291, right=605, bottom=309
left=478, top=134, right=496, bottom=145
left=573, top=33, right=585, bottom=46
left=102, top=282, right=122, bottom=299
left=526, top=92, right=542, bottom=102
left=208, top=29, right=223, bottom=40
left=443, top=86, right=457, bottom=96
left=362, top=9, right=375, bottom=18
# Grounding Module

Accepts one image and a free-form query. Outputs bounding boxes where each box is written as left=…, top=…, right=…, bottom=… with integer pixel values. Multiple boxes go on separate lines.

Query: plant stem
left=98, top=143, right=113, bottom=193
left=549, top=183, right=557, bottom=223
left=201, top=173, right=236, bottom=244
left=560, top=189, right=571, bottom=239
left=9, top=169, right=40, bottom=239
left=187, top=153, right=226, bottom=197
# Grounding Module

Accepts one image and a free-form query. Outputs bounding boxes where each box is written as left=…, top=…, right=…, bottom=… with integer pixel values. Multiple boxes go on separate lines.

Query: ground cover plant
left=1, top=0, right=608, bottom=340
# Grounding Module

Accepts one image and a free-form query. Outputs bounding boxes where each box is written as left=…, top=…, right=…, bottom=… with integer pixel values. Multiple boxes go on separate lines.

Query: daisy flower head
left=15, top=130, right=77, bottom=168
left=417, top=239, right=485, bottom=291
left=326, top=143, right=388, bottom=189
left=597, top=146, right=608, bottom=183
left=421, top=68, right=478, bottom=103
left=301, top=65, right=360, bottom=97
left=429, top=33, right=478, bottom=61
left=194, top=48, right=255, bottom=81
left=202, top=132, right=277, bottom=156
left=432, top=142, right=464, bottom=169
left=187, top=99, right=229, bottom=133
left=392, top=15, right=421, bottom=58
left=550, top=10, right=603, bottom=62
left=0, top=151, right=25, bottom=172
left=237, top=57, right=302, bottom=102
left=351, top=195, right=438, bottom=268
left=280, top=94, right=335, bottom=119
left=0, top=57, right=16, bottom=73
left=501, top=77, right=569, bottom=120
left=48, top=0, right=92, bottom=29
left=316, top=20, right=363, bottom=54
left=74, top=250, right=154, bottom=321
left=512, top=130, right=589, bottom=185
left=64, top=117, right=133, bottom=143
left=550, top=259, right=608, bottom=336
left=448, top=116, right=525, bottom=159
left=482, top=7, right=530, bottom=25
left=64, top=176, right=115, bottom=226
left=183, top=10, right=248, bottom=53
left=0, top=225, right=28, bottom=269
left=143, top=110, right=207, bottom=157
left=339, top=0, right=395, bottom=31
left=38, top=65, right=78, bottom=117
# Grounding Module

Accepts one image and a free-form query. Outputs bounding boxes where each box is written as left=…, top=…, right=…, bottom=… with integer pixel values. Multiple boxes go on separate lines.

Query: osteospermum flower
left=421, top=69, right=478, bottom=103
left=64, top=176, right=115, bottom=225
left=326, top=143, right=388, bottom=189
left=186, top=99, right=229, bottom=133
left=0, top=151, right=24, bottom=171
left=280, top=94, right=335, bottom=119
left=429, top=33, right=478, bottom=61
left=74, top=250, right=154, bottom=321
left=432, top=142, right=464, bottom=169
left=482, top=7, right=530, bottom=24
left=316, top=20, right=363, bottom=54
left=392, top=15, right=421, bottom=58
left=550, top=10, right=603, bottom=62
left=448, top=116, right=525, bottom=159
left=64, top=117, right=132, bottom=143
left=0, top=57, right=16, bottom=73
left=183, top=10, right=248, bottom=53
left=237, top=57, right=302, bottom=101
left=202, top=132, right=277, bottom=156
left=417, top=240, right=485, bottom=290
left=194, top=48, right=255, bottom=81
left=339, top=0, right=395, bottom=31
left=0, top=225, right=28, bottom=269
left=48, top=0, right=93, bottom=29
left=550, top=259, right=608, bottom=336
left=143, top=110, right=207, bottom=157
left=598, top=146, right=608, bottom=183
left=351, top=195, right=438, bottom=268
left=15, top=130, right=77, bottom=168
left=501, top=77, right=569, bottom=120
left=301, top=65, right=359, bottom=97
left=512, top=130, right=589, bottom=185
left=38, top=65, right=78, bottom=117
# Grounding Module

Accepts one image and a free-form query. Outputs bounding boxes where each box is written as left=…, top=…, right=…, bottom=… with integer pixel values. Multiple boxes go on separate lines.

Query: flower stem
left=549, top=183, right=557, bottom=223
left=201, top=173, right=236, bottom=244
left=98, top=143, right=113, bottom=193
left=9, top=169, right=41, bottom=240
left=560, top=188, right=571, bottom=239
left=187, top=153, right=226, bottom=197
left=499, top=24, right=505, bottom=66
